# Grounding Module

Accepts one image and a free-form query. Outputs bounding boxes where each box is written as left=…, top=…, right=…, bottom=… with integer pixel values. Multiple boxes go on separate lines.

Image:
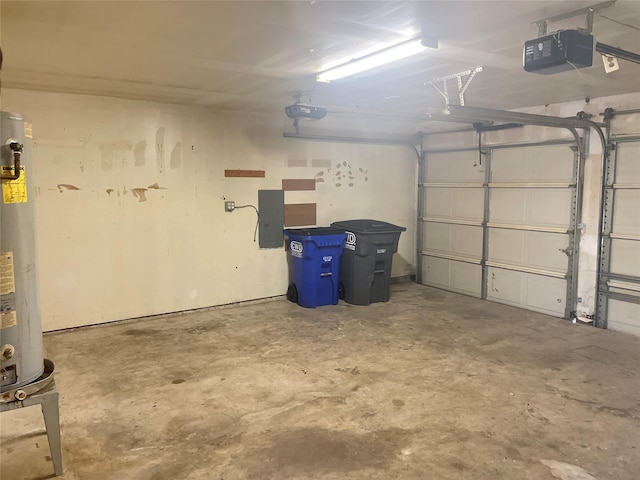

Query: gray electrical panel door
left=258, top=190, right=284, bottom=248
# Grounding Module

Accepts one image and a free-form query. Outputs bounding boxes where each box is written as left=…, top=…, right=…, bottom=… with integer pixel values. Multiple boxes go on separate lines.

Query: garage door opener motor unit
left=524, top=29, right=593, bottom=74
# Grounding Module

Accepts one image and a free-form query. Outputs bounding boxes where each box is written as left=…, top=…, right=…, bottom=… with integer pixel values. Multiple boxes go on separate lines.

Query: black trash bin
left=330, top=219, right=406, bottom=305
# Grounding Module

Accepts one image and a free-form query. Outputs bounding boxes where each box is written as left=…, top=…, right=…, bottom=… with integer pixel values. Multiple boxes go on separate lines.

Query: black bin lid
left=331, top=219, right=407, bottom=234
left=285, top=227, right=346, bottom=236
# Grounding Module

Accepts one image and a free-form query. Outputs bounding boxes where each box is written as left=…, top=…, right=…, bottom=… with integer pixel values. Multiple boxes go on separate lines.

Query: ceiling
left=1, top=1, right=639, bottom=117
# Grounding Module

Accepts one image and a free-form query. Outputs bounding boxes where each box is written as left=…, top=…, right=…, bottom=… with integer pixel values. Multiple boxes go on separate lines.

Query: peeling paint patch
left=311, top=159, right=331, bottom=168
left=132, top=188, right=148, bottom=202
left=106, top=189, right=114, bottom=195
left=147, top=183, right=167, bottom=190
left=100, top=140, right=132, bottom=171
left=57, top=184, right=80, bottom=192
left=170, top=142, right=182, bottom=169
left=287, top=158, right=307, bottom=167
left=134, top=140, right=147, bottom=167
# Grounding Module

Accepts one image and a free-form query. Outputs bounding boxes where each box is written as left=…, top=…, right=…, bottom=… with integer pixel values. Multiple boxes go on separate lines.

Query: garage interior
left=1, top=1, right=639, bottom=479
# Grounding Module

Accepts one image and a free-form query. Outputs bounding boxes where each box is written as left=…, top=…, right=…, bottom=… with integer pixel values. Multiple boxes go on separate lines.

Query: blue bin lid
left=331, top=219, right=406, bottom=234
left=285, top=227, right=346, bottom=237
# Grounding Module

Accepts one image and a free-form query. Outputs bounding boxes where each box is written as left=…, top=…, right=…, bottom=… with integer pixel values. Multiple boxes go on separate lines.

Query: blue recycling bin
left=284, top=227, right=347, bottom=308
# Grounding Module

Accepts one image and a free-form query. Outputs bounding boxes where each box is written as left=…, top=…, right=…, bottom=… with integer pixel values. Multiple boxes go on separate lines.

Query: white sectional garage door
left=421, top=143, right=578, bottom=318
left=421, top=150, right=485, bottom=297
left=598, top=136, right=640, bottom=336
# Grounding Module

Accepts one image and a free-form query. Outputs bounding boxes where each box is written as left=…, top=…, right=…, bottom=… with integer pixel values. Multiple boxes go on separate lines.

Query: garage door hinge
left=559, top=247, right=574, bottom=256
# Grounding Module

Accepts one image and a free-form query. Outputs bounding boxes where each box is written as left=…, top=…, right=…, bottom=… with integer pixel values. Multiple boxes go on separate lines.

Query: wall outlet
left=224, top=201, right=235, bottom=212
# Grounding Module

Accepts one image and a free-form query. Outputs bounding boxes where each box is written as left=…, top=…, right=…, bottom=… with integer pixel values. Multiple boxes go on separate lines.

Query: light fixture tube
left=317, top=37, right=433, bottom=83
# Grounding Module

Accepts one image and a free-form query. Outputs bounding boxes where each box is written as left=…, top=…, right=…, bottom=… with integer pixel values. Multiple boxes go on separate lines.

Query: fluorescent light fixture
left=317, top=36, right=436, bottom=83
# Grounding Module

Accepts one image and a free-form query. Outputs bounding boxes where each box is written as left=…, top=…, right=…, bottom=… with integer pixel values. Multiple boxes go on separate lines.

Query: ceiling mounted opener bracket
left=533, top=0, right=617, bottom=36
left=427, top=66, right=483, bottom=107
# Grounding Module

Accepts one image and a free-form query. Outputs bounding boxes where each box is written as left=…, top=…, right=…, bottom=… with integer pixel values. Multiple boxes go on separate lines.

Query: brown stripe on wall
left=287, top=159, right=308, bottom=167
left=224, top=169, right=265, bottom=178
left=311, top=159, right=331, bottom=168
left=282, top=179, right=316, bottom=191
left=284, top=203, right=316, bottom=227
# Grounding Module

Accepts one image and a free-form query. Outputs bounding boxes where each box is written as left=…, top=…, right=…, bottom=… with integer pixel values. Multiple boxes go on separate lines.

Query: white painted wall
left=2, top=89, right=417, bottom=331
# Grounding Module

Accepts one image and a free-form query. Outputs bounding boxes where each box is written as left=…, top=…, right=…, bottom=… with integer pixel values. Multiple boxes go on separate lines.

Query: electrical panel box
left=523, top=29, right=594, bottom=75
left=258, top=190, right=284, bottom=248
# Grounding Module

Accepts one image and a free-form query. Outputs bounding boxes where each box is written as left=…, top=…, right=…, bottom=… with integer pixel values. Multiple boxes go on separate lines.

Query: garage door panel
left=423, top=256, right=449, bottom=288
left=491, top=189, right=571, bottom=227
left=424, top=188, right=484, bottom=220
left=452, top=225, right=483, bottom=258
left=489, top=230, right=568, bottom=272
left=616, top=143, right=640, bottom=180
left=423, top=223, right=483, bottom=258
left=608, top=299, right=640, bottom=336
left=487, top=268, right=521, bottom=305
left=526, top=232, right=569, bottom=271
left=487, top=267, right=565, bottom=317
left=526, top=275, right=566, bottom=316
left=492, top=145, right=574, bottom=182
left=612, top=190, right=640, bottom=235
left=609, top=239, right=640, bottom=276
left=425, top=152, right=485, bottom=183
left=452, top=262, right=482, bottom=297
left=422, top=256, right=481, bottom=297
left=529, top=190, right=572, bottom=226
left=490, top=189, right=526, bottom=223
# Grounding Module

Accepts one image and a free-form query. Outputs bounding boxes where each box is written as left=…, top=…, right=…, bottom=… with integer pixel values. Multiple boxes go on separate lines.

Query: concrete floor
left=1, top=281, right=639, bottom=480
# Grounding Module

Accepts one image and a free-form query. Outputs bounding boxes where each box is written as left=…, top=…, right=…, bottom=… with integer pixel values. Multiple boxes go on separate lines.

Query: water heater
left=0, top=111, right=45, bottom=392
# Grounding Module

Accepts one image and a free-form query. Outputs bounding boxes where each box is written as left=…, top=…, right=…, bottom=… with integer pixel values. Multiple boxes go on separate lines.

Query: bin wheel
left=287, top=283, right=298, bottom=304
left=338, top=282, right=345, bottom=300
